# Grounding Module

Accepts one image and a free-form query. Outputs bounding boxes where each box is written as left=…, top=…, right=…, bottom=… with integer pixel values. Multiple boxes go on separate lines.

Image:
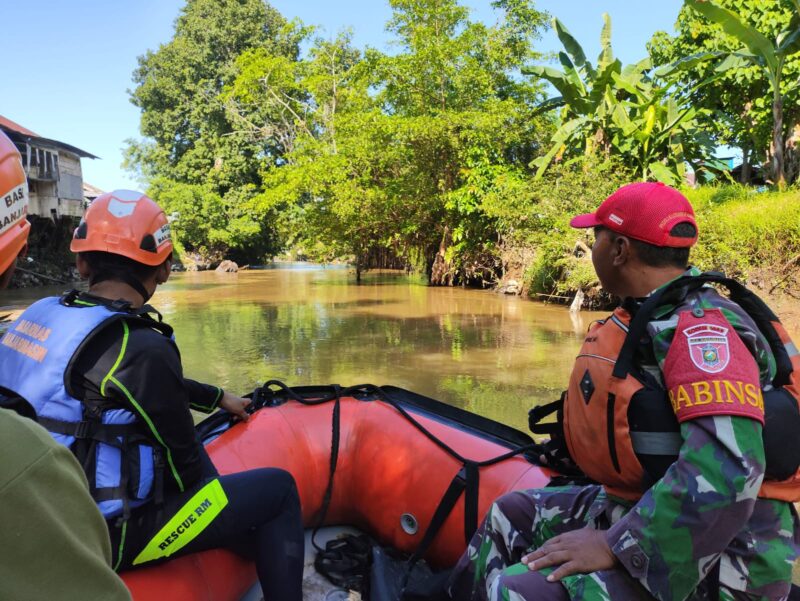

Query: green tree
left=226, top=32, right=384, bottom=277
left=228, top=0, right=551, bottom=285
left=125, top=0, right=304, bottom=261
left=362, top=0, right=550, bottom=284
left=650, top=0, right=800, bottom=186
left=147, top=178, right=266, bottom=262
left=526, top=14, right=718, bottom=185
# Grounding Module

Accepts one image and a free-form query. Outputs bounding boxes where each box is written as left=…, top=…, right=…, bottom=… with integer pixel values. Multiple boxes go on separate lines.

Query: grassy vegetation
left=518, top=182, right=800, bottom=302
left=690, top=186, right=800, bottom=283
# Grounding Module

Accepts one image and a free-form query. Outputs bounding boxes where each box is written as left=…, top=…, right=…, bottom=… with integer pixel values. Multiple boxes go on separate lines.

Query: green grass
left=519, top=184, right=800, bottom=298
left=688, top=186, right=800, bottom=281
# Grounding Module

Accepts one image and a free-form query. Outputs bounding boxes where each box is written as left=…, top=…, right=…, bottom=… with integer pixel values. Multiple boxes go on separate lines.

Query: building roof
left=0, top=114, right=98, bottom=159
left=83, top=182, right=105, bottom=199
left=0, top=115, right=39, bottom=137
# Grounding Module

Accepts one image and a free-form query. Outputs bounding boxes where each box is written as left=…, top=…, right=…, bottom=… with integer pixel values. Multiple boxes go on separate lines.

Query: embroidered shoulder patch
left=662, top=308, right=764, bottom=424
left=683, top=322, right=730, bottom=373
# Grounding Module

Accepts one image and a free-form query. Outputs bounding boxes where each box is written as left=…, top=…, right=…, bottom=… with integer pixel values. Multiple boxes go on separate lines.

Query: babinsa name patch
left=663, top=308, right=765, bottom=424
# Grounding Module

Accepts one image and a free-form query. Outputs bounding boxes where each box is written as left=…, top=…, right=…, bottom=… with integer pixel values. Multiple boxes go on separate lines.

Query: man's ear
left=155, top=258, right=172, bottom=285
left=611, top=235, right=631, bottom=267
left=75, top=254, right=91, bottom=280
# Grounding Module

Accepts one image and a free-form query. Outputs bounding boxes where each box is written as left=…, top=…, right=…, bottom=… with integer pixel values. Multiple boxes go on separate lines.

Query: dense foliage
left=124, top=0, right=305, bottom=262
left=650, top=0, right=800, bottom=186
left=126, top=0, right=800, bottom=296
left=523, top=180, right=800, bottom=299
left=525, top=15, right=721, bottom=185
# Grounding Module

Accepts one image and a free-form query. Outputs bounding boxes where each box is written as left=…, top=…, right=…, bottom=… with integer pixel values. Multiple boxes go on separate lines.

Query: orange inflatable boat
left=120, top=383, right=554, bottom=600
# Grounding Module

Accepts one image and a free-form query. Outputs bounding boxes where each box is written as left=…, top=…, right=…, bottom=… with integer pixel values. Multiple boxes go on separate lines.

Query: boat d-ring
left=401, top=513, right=419, bottom=535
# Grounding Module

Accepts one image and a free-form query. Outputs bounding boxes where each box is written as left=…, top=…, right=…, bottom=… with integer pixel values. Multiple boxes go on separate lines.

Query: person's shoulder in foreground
left=0, top=408, right=131, bottom=601
left=0, top=130, right=131, bottom=600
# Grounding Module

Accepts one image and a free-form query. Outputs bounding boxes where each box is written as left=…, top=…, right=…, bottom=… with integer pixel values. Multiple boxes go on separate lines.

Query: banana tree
left=522, top=15, right=621, bottom=165
left=524, top=14, right=719, bottom=183
left=684, top=0, right=800, bottom=188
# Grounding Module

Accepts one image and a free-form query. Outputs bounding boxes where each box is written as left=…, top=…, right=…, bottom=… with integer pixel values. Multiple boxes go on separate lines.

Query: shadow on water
left=153, top=269, right=600, bottom=431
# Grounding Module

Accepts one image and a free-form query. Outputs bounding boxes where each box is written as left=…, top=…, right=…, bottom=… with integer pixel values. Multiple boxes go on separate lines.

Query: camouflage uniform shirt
left=604, top=268, right=799, bottom=599
left=448, top=269, right=800, bottom=601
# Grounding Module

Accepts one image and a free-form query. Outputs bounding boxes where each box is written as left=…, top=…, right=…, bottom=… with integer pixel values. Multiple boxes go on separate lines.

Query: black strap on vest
left=613, top=271, right=790, bottom=384
left=528, top=392, right=588, bottom=479
left=39, top=294, right=176, bottom=522
left=60, top=290, right=174, bottom=339
left=528, top=398, right=563, bottom=436
left=38, top=415, right=139, bottom=443
left=610, top=271, right=800, bottom=482
left=40, top=412, right=154, bottom=521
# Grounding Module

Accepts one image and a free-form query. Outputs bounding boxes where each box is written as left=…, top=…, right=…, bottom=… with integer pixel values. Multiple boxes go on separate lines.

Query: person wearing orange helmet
left=0, top=132, right=132, bottom=600
left=0, top=129, right=30, bottom=286
left=0, top=189, right=304, bottom=600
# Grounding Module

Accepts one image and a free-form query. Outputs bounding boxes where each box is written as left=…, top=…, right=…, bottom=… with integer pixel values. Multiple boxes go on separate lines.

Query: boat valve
left=401, top=513, right=419, bottom=535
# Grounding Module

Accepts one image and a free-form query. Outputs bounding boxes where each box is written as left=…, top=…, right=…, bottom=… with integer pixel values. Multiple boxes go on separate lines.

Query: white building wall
left=27, top=150, right=85, bottom=218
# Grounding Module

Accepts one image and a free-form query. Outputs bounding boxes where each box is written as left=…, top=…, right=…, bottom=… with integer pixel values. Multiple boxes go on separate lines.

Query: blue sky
left=2, top=0, right=683, bottom=192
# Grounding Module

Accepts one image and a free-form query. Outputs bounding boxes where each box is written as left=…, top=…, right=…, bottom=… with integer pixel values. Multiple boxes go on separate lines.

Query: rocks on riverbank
left=10, top=257, right=80, bottom=289
left=496, top=279, right=521, bottom=295
left=215, top=260, right=239, bottom=273
left=177, top=252, right=247, bottom=273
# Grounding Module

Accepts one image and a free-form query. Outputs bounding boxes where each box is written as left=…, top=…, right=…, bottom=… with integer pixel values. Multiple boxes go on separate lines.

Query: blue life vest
left=0, top=294, right=172, bottom=519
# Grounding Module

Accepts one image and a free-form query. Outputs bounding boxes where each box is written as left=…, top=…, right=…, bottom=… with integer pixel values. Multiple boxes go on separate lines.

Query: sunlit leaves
left=526, top=14, right=716, bottom=184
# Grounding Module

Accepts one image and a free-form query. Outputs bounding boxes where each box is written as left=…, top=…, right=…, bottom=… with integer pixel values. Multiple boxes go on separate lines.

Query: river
left=8, top=264, right=798, bottom=432
left=161, top=266, right=609, bottom=431
left=0, top=264, right=606, bottom=432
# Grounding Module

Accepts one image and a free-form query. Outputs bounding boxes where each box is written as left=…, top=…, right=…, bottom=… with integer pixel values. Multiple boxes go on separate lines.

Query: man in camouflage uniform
left=448, top=182, right=800, bottom=600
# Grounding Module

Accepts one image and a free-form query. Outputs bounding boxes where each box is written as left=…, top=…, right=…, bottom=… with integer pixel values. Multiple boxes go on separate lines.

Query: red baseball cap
left=570, top=182, right=698, bottom=248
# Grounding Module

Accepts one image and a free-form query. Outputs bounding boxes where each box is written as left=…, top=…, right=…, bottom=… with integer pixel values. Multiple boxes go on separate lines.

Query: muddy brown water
left=1, top=265, right=606, bottom=431
left=4, top=265, right=800, bottom=434
left=158, top=266, right=607, bottom=432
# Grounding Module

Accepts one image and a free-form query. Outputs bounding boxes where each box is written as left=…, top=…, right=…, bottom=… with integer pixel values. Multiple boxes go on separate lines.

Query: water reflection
left=4, top=267, right=800, bottom=432
left=150, top=268, right=602, bottom=431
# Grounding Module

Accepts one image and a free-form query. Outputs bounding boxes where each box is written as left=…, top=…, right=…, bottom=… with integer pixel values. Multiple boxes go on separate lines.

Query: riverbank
left=7, top=258, right=800, bottom=342
left=503, top=185, right=800, bottom=312
left=10, top=256, right=79, bottom=288
left=8, top=184, right=800, bottom=317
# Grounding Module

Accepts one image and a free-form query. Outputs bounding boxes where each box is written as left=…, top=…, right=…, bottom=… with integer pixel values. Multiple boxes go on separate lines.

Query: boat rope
left=246, top=380, right=545, bottom=591
left=314, top=384, right=341, bottom=553
left=196, top=379, right=552, bottom=595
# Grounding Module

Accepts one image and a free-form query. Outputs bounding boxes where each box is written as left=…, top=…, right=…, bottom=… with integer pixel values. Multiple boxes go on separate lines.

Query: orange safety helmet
left=70, top=189, right=173, bottom=266
left=0, top=130, right=31, bottom=276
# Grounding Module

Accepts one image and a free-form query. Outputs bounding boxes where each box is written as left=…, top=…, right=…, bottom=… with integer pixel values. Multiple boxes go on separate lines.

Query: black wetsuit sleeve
left=184, top=378, right=223, bottom=414
left=70, top=321, right=205, bottom=492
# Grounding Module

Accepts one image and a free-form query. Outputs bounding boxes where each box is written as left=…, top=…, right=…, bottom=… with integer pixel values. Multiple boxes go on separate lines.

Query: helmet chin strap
left=90, top=272, right=154, bottom=304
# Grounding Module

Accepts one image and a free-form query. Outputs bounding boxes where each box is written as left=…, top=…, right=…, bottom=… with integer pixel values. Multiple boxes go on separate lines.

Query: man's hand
left=219, top=392, right=252, bottom=422
left=522, top=528, right=618, bottom=582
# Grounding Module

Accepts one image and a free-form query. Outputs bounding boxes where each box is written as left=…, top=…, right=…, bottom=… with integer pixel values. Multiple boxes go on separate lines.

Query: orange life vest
left=560, top=273, right=800, bottom=503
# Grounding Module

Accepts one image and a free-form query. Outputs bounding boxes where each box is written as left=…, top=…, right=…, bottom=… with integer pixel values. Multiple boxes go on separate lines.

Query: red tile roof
left=0, top=115, right=39, bottom=137
left=0, top=114, right=96, bottom=159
